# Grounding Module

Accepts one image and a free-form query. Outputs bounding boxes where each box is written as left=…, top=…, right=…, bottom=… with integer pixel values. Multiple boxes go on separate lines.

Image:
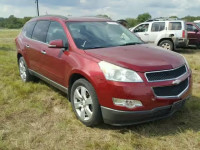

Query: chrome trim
left=152, top=77, right=189, bottom=99
left=29, top=69, right=68, bottom=94
left=145, top=64, right=187, bottom=82
left=101, top=104, right=171, bottom=113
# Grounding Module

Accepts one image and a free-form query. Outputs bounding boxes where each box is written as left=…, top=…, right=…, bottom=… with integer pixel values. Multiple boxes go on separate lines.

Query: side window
left=187, top=24, right=197, bottom=32
left=134, top=24, right=149, bottom=32
left=32, top=20, right=50, bottom=42
left=46, top=21, right=68, bottom=47
left=22, top=21, right=36, bottom=38
left=168, top=22, right=182, bottom=30
left=151, top=22, right=165, bottom=32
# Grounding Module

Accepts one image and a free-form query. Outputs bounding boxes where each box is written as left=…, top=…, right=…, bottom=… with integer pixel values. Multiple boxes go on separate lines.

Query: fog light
left=112, top=98, right=143, bottom=109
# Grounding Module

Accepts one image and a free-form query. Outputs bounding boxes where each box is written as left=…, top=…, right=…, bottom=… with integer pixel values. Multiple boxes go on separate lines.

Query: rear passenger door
left=148, top=22, right=165, bottom=43
left=27, top=20, right=50, bottom=73
left=41, top=21, right=69, bottom=85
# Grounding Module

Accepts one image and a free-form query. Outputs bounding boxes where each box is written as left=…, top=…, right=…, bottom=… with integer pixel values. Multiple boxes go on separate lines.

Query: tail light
left=182, top=30, right=185, bottom=38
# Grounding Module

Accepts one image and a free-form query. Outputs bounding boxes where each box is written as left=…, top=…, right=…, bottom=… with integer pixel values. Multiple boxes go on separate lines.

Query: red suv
left=15, top=15, right=192, bottom=126
left=186, top=22, right=200, bottom=48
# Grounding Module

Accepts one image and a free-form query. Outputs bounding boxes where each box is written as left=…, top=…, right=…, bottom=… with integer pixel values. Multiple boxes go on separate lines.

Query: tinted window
left=46, top=21, right=68, bottom=47
left=134, top=24, right=149, bottom=32
left=23, top=21, right=36, bottom=38
left=187, top=24, right=197, bottom=32
left=67, top=22, right=143, bottom=50
left=151, top=22, right=165, bottom=32
left=32, top=21, right=50, bottom=42
left=168, top=22, right=182, bottom=30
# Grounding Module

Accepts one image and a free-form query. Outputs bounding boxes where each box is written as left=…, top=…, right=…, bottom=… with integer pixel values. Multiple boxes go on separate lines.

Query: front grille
left=146, top=65, right=187, bottom=82
left=153, top=78, right=188, bottom=97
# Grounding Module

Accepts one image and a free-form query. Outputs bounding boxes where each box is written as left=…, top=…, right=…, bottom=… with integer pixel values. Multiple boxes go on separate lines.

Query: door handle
left=41, top=50, right=46, bottom=55
left=25, top=44, right=30, bottom=48
left=144, top=33, right=149, bottom=36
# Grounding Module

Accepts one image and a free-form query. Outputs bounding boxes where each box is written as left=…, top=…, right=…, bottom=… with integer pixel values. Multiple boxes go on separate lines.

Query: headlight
left=98, top=61, right=143, bottom=82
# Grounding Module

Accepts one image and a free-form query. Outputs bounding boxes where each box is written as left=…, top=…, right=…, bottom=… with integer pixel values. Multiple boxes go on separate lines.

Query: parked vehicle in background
left=186, top=22, right=200, bottom=48
left=194, top=20, right=200, bottom=23
left=15, top=15, right=192, bottom=126
left=129, top=18, right=188, bottom=50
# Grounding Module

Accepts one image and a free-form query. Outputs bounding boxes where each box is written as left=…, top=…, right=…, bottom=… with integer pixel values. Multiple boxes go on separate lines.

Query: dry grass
left=0, top=29, right=200, bottom=150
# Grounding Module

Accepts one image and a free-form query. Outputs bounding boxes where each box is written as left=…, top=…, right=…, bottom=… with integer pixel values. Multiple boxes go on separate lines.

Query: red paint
left=187, top=22, right=200, bottom=46
left=16, top=16, right=192, bottom=112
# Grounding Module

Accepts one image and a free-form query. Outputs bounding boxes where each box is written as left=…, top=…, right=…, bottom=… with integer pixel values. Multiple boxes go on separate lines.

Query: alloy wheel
left=19, top=59, right=27, bottom=81
left=73, top=86, right=93, bottom=121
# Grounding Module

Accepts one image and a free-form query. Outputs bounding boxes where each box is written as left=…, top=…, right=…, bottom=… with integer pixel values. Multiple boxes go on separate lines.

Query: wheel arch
left=67, top=71, right=96, bottom=102
left=157, top=38, right=174, bottom=46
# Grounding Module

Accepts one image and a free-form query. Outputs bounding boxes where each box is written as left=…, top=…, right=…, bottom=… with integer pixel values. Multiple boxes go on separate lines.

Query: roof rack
left=81, top=15, right=112, bottom=20
left=146, top=17, right=182, bottom=22
left=34, top=15, right=68, bottom=20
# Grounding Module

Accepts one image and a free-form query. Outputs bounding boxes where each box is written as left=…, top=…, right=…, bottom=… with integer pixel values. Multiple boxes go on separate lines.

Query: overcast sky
left=0, top=0, right=199, bottom=20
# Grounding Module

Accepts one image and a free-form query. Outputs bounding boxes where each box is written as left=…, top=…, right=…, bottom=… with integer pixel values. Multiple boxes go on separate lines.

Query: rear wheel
left=18, top=57, right=35, bottom=82
left=159, top=40, right=173, bottom=50
left=71, top=78, right=102, bottom=126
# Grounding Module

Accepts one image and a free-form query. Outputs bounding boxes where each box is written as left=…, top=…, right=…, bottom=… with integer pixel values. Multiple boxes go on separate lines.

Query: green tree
left=182, top=15, right=200, bottom=22
left=137, top=13, right=151, bottom=23
left=6, top=15, right=23, bottom=29
left=125, top=18, right=138, bottom=27
left=169, top=16, right=178, bottom=19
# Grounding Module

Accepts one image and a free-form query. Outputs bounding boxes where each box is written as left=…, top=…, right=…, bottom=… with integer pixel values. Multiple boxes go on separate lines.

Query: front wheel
left=159, top=40, right=173, bottom=50
left=71, top=79, right=102, bottom=126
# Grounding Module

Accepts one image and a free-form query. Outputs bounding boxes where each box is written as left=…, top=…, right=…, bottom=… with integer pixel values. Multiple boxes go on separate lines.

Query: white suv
left=129, top=19, right=188, bottom=50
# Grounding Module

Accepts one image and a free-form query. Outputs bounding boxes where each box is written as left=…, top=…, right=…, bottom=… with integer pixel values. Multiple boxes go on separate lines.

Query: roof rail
left=81, top=15, right=112, bottom=20
left=146, top=17, right=182, bottom=22
left=34, top=15, right=68, bottom=20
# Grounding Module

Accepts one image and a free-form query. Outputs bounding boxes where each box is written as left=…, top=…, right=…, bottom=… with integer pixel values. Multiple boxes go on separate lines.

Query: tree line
left=0, top=14, right=200, bottom=29
left=0, top=15, right=32, bottom=29
left=125, top=13, right=200, bottom=27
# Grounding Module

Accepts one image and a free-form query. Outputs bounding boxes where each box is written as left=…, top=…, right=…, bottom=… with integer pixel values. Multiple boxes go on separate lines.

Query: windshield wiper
left=119, top=42, right=142, bottom=46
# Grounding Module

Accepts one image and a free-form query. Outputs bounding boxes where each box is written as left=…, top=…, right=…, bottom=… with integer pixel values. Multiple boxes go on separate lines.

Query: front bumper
left=101, top=98, right=188, bottom=126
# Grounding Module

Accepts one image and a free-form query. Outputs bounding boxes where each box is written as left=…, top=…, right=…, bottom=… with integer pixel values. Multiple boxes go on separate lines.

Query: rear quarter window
left=22, top=21, right=36, bottom=38
left=32, top=20, right=50, bottom=42
left=168, top=22, right=182, bottom=30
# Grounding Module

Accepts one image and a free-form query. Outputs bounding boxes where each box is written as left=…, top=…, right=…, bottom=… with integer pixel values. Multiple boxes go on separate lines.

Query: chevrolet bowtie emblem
left=172, top=79, right=182, bottom=85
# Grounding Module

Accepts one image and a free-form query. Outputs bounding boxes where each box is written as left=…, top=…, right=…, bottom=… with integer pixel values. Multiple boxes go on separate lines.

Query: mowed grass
left=0, top=29, right=200, bottom=150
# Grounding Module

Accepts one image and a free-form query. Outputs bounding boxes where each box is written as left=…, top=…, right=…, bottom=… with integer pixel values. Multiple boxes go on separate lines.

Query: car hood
left=85, top=44, right=185, bottom=72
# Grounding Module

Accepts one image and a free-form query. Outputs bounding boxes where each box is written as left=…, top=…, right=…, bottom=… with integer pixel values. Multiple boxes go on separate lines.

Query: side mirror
left=48, top=39, right=65, bottom=48
left=194, top=29, right=199, bottom=33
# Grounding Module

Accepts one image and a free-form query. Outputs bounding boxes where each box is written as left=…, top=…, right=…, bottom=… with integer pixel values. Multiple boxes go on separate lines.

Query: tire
left=159, top=40, right=173, bottom=50
left=71, top=78, right=102, bottom=126
left=18, top=57, right=35, bottom=82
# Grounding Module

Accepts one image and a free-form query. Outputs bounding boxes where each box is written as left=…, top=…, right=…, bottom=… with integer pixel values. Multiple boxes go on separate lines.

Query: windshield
left=195, top=23, right=200, bottom=28
left=66, top=21, right=143, bottom=50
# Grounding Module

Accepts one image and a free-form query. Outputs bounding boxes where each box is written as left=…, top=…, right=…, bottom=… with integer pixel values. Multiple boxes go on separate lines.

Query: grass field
left=0, top=29, right=200, bottom=150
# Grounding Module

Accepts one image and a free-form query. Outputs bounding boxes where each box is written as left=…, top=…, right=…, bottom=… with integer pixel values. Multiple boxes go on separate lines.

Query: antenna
left=35, top=0, right=39, bottom=16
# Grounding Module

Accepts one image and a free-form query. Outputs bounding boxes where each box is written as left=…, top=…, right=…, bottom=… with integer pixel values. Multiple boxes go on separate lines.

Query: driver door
left=133, top=23, right=150, bottom=42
